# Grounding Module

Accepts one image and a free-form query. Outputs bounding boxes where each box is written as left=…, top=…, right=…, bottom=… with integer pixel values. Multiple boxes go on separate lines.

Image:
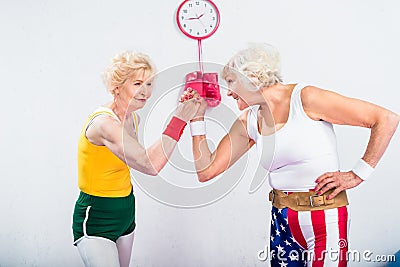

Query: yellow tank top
left=77, top=107, right=138, bottom=197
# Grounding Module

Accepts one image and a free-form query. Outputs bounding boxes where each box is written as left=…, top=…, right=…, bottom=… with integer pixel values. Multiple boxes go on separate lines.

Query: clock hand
left=198, top=18, right=206, bottom=28
left=192, top=12, right=207, bottom=27
left=186, top=13, right=204, bottom=21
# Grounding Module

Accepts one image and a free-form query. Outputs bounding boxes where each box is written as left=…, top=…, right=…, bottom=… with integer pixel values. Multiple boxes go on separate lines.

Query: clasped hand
left=179, top=87, right=207, bottom=122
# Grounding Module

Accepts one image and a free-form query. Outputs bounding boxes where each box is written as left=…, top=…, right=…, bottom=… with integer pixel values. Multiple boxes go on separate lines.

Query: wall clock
left=176, top=0, right=220, bottom=40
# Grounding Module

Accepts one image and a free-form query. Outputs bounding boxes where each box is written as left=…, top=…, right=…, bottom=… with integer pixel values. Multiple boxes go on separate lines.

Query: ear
left=113, top=87, right=120, bottom=96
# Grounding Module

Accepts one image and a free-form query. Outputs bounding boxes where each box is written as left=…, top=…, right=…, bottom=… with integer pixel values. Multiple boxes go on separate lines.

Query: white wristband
left=351, top=159, right=374, bottom=181
left=190, top=121, right=206, bottom=136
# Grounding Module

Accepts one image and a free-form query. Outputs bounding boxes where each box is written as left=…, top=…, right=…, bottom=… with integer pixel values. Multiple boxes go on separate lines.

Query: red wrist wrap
left=163, top=116, right=187, bottom=141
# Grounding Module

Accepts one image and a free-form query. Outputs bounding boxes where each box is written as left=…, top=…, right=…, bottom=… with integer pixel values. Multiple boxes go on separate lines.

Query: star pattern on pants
left=269, top=207, right=307, bottom=267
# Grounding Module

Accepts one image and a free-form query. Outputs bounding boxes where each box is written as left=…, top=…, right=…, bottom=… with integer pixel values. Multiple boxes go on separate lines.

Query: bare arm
left=302, top=86, right=400, bottom=197
left=192, top=111, right=255, bottom=182
left=86, top=100, right=200, bottom=176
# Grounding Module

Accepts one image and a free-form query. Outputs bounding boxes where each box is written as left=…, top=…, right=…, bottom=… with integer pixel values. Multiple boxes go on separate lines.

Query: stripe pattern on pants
left=270, top=205, right=350, bottom=266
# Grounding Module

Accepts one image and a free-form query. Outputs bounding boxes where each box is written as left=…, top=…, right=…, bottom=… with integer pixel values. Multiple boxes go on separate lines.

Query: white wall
left=0, top=0, right=399, bottom=266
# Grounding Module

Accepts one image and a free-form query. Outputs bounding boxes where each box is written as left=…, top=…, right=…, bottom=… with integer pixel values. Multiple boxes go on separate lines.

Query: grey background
left=0, top=0, right=399, bottom=266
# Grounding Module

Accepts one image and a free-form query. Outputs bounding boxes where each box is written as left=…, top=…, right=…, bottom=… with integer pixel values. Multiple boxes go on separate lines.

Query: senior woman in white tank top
left=185, top=43, right=399, bottom=267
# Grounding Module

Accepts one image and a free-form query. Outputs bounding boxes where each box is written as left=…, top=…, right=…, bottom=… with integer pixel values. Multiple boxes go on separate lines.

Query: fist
left=184, top=71, right=221, bottom=108
left=179, top=87, right=200, bottom=103
left=203, top=72, right=221, bottom=108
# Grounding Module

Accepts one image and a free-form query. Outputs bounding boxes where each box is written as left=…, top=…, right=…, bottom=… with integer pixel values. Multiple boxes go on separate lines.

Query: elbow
left=393, top=113, right=400, bottom=128
left=197, top=170, right=215, bottom=183
left=384, top=111, right=400, bottom=133
left=392, top=113, right=400, bottom=134
left=145, top=163, right=160, bottom=176
left=146, top=168, right=159, bottom=176
left=374, top=111, right=400, bottom=132
left=137, top=158, right=159, bottom=176
left=198, top=174, right=208, bottom=183
left=134, top=165, right=158, bottom=176
left=196, top=161, right=228, bottom=183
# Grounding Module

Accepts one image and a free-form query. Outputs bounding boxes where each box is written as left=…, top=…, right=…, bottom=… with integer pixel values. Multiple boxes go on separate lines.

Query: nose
left=139, top=84, right=148, bottom=97
left=227, top=89, right=239, bottom=99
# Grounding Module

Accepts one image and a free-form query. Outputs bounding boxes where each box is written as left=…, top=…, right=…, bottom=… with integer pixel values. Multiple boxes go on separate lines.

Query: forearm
left=120, top=140, right=164, bottom=176
left=144, top=114, right=188, bottom=174
left=127, top=115, right=187, bottom=175
left=315, top=111, right=399, bottom=197
left=362, top=111, right=399, bottom=167
left=144, top=135, right=178, bottom=175
left=190, top=114, right=252, bottom=182
left=192, top=135, right=214, bottom=173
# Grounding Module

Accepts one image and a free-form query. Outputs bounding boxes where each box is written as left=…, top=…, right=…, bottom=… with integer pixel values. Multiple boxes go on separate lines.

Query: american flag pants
left=269, top=205, right=350, bottom=267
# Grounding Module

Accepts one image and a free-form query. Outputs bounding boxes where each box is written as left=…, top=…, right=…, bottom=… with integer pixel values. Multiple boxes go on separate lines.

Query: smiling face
left=115, top=68, right=153, bottom=112
left=225, top=74, right=257, bottom=110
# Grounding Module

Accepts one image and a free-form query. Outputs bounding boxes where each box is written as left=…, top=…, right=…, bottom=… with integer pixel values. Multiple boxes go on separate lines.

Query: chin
left=237, top=100, right=249, bottom=110
left=128, top=103, right=145, bottom=113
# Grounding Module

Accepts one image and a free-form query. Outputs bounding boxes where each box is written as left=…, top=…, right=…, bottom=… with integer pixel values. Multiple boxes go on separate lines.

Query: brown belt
left=268, top=189, right=349, bottom=211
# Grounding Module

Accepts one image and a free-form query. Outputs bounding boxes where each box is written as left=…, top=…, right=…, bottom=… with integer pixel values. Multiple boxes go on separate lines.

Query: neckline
left=97, top=106, right=121, bottom=122
left=256, top=83, right=299, bottom=137
left=98, top=106, right=138, bottom=134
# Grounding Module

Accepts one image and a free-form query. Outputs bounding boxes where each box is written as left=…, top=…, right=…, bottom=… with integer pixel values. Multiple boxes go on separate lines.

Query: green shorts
left=72, top=190, right=135, bottom=244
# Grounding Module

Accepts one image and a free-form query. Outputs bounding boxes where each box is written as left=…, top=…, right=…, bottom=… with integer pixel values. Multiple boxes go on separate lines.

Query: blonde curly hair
left=222, top=43, right=283, bottom=89
left=102, top=51, right=156, bottom=94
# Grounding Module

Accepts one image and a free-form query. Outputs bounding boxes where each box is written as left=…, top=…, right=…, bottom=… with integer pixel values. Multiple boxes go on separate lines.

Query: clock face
left=176, top=0, right=220, bottom=40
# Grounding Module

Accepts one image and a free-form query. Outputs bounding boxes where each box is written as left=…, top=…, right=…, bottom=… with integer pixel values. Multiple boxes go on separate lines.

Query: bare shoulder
left=86, top=114, right=121, bottom=145
left=300, top=85, right=327, bottom=104
left=300, top=85, right=338, bottom=120
left=299, top=85, right=399, bottom=125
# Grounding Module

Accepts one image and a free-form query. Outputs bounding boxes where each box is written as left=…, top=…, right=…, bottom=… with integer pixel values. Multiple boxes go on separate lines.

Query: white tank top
left=247, top=84, right=339, bottom=192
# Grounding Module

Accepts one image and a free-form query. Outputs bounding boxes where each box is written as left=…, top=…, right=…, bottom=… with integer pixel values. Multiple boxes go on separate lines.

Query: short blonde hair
left=102, top=51, right=156, bottom=94
left=222, top=43, right=283, bottom=88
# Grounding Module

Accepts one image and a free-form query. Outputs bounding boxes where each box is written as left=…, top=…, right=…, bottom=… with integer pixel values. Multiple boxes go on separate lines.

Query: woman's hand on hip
left=314, top=171, right=364, bottom=200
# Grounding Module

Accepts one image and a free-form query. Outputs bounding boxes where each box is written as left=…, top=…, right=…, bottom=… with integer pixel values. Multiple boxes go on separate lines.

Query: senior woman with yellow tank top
left=72, top=51, right=201, bottom=267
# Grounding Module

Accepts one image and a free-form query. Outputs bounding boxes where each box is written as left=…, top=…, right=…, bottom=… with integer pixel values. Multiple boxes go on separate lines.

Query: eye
left=227, top=79, right=233, bottom=84
left=146, top=82, right=152, bottom=87
left=134, top=82, right=142, bottom=86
